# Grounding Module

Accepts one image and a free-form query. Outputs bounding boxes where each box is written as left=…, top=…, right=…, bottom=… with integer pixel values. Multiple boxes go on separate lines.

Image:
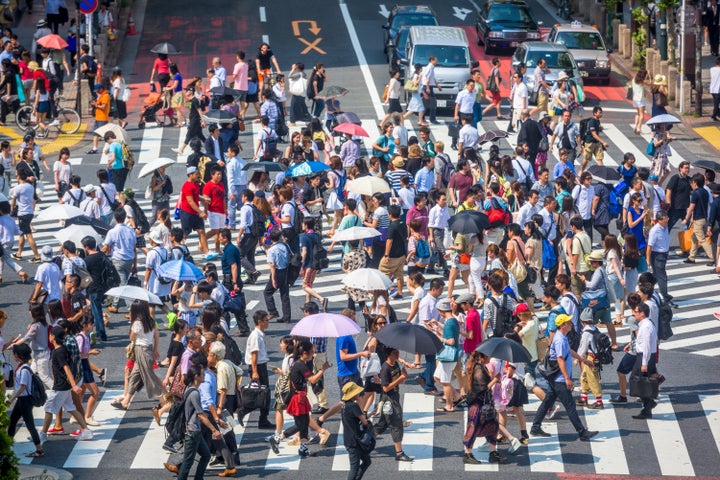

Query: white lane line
left=64, top=389, right=126, bottom=468
left=331, top=423, right=350, bottom=471
left=582, top=398, right=629, bottom=474
left=603, top=124, right=652, bottom=168
left=259, top=6, right=266, bottom=22
left=647, top=395, right=694, bottom=476
left=339, top=2, right=385, bottom=119
left=68, top=157, right=83, bottom=165
left=699, top=394, right=720, bottom=454
left=138, top=125, right=164, bottom=164
left=399, top=392, right=435, bottom=471
left=131, top=414, right=169, bottom=469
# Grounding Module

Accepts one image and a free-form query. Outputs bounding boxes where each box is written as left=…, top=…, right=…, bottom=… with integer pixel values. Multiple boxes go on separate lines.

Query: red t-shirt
left=463, top=307, right=483, bottom=353
left=449, top=171, right=474, bottom=202
left=153, top=57, right=170, bottom=75
left=180, top=181, right=200, bottom=214
left=202, top=181, right=226, bottom=214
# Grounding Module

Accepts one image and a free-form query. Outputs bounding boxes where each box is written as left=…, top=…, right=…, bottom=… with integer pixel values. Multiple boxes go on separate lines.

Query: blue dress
left=628, top=207, right=646, bottom=250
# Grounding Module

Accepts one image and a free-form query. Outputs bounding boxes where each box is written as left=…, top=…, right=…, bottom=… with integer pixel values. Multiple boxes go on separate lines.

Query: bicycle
left=15, top=97, right=82, bottom=136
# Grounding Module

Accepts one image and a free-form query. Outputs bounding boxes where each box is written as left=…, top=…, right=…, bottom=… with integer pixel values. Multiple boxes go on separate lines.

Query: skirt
left=326, top=190, right=344, bottom=211
left=407, top=93, right=424, bottom=113
left=463, top=399, right=499, bottom=448
left=434, top=359, right=456, bottom=384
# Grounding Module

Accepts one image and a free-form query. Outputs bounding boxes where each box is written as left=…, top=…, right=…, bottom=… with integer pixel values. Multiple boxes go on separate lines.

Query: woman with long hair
left=157, top=319, right=189, bottom=424
left=622, top=233, right=641, bottom=312
left=363, top=192, right=390, bottom=267
left=524, top=220, right=544, bottom=298
left=627, top=193, right=648, bottom=251
left=11, top=304, right=51, bottom=387
left=32, top=71, right=49, bottom=137
left=631, top=68, right=650, bottom=134
left=113, top=300, right=163, bottom=410
left=167, top=63, right=185, bottom=126
left=361, top=314, right=388, bottom=415
left=603, top=234, right=625, bottom=326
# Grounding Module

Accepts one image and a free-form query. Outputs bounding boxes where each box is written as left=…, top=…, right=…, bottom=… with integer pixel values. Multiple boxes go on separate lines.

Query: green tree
left=0, top=373, right=20, bottom=480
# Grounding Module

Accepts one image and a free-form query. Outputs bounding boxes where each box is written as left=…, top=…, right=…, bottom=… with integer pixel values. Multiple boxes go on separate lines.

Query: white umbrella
left=346, top=177, right=391, bottom=195
left=94, top=123, right=130, bottom=143
left=342, top=268, right=393, bottom=291
left=104, top=286, right=163, bottom=305
left=646, top=114, right=681, bottom=125
left=35, top=204, right=84, bottom=222
left=138, top=157, right=176, bottom=179
left=54, top=225, right=102, bottom=247
left=332, top=226, right=381, bottom=242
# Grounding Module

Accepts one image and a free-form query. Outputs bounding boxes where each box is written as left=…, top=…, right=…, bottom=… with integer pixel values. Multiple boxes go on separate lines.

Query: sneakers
left=587, top=401, right=604, bottom=410
left=530, top=427, right=551, bottom=437
left=463, top=453, right=481, bottom=464
left=29, top=257, right=42, bottom=264
left=579, top=430, right=598, bottom=441
left=575, top=399, right=587, bottom=407
left=162, top=443, right=180, bottom=454
left=208, top=456, right=225, bottom=468
left=69, top=429, right=82, bottom=438
left=75, top=429, right=94, bottom=440
left=85, top=417, right=100, bottom=427
left=49, top=119, right=60, bottom=127
left=205, top=252, right=220, bottom=261
left=488, top=451, right=507, bottom=463
left=318, top=428, right=331, bottom=446
left=508, top=437, right=522, bottom=454
left=547, top=404, right=561, bottom=419
left=298, top=444, right=309, bottom=457
left=87, top=148, right=98, bottom=154
left=47, top=426, right=65, bottom=435
left=610, top=395, right=627, bottom=403
left=269, top=435, right=280, bottom=454
left=395, top=452, right=414, bottom=462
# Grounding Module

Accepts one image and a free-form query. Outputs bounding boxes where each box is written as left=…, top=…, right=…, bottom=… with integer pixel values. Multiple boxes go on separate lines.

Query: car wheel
left=477, top=30, right=483, bottom=46
left=484, top=42, right=493, bottom=55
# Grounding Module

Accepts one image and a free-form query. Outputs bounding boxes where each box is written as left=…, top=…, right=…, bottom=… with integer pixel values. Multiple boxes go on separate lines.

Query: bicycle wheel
left=57, top=108, right=81, bottom=134
left=15, top=105, right=34, bottom=131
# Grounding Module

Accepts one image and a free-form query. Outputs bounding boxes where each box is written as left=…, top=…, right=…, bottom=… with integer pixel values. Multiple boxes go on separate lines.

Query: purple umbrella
left=291, top=313, right=361, bottom=338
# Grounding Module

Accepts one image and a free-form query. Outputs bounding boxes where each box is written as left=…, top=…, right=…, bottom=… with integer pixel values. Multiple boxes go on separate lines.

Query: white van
left=403, top=26, right=471, bottom=107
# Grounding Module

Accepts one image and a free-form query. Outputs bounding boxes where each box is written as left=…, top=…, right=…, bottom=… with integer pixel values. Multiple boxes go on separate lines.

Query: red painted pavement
left=461, top=26, right=630, bottom=104
left=556, top=474, right=720, bottom=480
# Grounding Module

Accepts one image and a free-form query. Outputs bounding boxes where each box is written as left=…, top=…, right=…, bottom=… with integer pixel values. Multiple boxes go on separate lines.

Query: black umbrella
left=448, top=210, right=490, bottom=234
left=150, top=42, right=180, bottom=55
left=475, top=337, right=532, bottom=363
left=374, top=322, right=443, bottom=355
left=202, top=109, right=236, bottom=124
left=335, top=112, right=362, bottom=125
left=209, top=86, right=242, bottom=97
left=693, top=159, right=720, bottom=172
left=587, top=165, right=621, bottom=183
left=65, top=215, right=111, bottom=237
left=478, top=129, right=509, bottom=145
left=242, top=161, right=287, bottom=172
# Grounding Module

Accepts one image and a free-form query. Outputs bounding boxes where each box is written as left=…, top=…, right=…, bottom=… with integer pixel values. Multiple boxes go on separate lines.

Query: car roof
left=487, top=0, right=531, bottom=6
left=409, top=26, right=468, bottom=45
left=392, top=5, right=436, bottom=15
left=520, top=41, right=570, bottom=52
left=552, top=23, right=602, bottom=34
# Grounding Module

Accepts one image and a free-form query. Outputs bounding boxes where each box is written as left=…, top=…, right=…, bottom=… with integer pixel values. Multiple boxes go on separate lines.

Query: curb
left=19, top=464, right=73, bottom=480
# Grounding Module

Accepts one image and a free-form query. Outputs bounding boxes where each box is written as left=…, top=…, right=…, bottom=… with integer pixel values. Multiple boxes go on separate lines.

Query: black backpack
left=652, top=296, right=674, bottom=340
left=220, top=334, right=244, bottom=367
left=22, top=365, right=47, bottom=407
left=438, top=153, right=455, bottom=189
left=274, top=99, right=288, bottom=138
left=490, top=294, right=516, bottom=337
left=311, top=233, right=329, bottom=271
left=128, top=199, right=150, bottom=234
left=172, top=245, right=195, bottom=264
left=165, top=387, right=197, bottom=442
left=578, top=118, right=592, bottom=145
left=250, top=205, right=266, bottom=239
left=566, top=324, right=581, bottom=352
left=289, top=201, right=304, bottom=235
left=100, top=254, right=121, bottom=292
left=591, top=329, right=614, bottom=365
left=283, top=243, right=303, bottom=287
left=66, top=189, right=83, bottom=207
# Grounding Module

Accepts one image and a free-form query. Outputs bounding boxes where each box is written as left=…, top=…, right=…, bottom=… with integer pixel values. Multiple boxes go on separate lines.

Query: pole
left=659, top=8, right=668, bottom=60
left=679, top=0, right=685, bottom=113
left=696, top=3, right=703, bottom=116
left=75, top=9, right=81, bottom=116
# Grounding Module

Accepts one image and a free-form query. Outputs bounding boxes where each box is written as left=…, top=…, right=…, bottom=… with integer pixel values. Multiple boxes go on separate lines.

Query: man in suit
left=204, top=124, right=226, bottom=162
left=707, top=0, right=720, bottom=56
left=517, top=109, right=543, bottom=166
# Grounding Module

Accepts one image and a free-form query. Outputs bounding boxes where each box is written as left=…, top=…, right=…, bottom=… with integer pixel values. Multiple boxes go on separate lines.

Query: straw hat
left=653, top=74, right=667, bottom=86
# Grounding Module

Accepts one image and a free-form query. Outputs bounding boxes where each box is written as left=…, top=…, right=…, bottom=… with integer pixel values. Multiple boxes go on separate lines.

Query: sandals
left=436, top=407, right=455, bottom=413
left=26, top=450, right=44, bottom=458
left=111, top=401, right=127, bottom=410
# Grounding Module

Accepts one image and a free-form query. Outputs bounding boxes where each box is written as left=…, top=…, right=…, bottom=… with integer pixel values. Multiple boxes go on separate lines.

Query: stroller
left=138, top=91, right=175, bottom=128
left=331, top=111, right=363, bottom=153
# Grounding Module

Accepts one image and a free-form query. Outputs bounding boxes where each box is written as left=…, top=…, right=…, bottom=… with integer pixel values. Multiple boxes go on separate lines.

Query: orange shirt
left=95, top=91, right=111, bottom=121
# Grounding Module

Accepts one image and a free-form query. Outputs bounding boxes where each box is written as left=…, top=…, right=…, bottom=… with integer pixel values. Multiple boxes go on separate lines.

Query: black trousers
left=8, top=396, right=41, bottom=446
left=593, top=223, right=610, bottom=242
left=238, top=234, right=258, bottom=273
left=241, top=363, right=270, bottom=423
left=713, top=93, right=720, bottom=120
left=583, top=218, right=594, bottom=243
left=264, top=268, right=291, bottom=322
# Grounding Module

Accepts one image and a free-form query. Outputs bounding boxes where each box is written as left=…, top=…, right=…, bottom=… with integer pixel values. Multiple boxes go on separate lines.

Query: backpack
left=273, top=100, right=288, bottom=138
left=100, top=254, right=121, bottom=292
left=165, top=387, right=197, bottom=442
left=566, top=324, right=581, bottom=352
left=172, top=245, right=195, bottom=264
left=21, top=365, right=47, bottom=407
left=221, top=336, right=244, bottom=367
left=336, top=169, right=348, bottom=202
left=608, top=184, right=623, bottom=218
left=153, top=247, right=173, bottom=284
left=250, top=205, right=266, bottom=239
left=290, top=201, right=304, bottom=235
left=121, top=142, right=135, bottom=172
left=578, top=118, right=591, bottom=145
left=85, top=55, right=98, bottom=77
left=311, top=233, right=329, bottom=271
left=487, top=197, right=511, bottom=228
left=541, top=237, right=557, bottom=269
left=415, top=238, right=431, bottom=260
left=590, top=329, right=614, bottom=365
left=438, top=153, right=455, bottom=189
left=652, top=296, right=674, bottom=340
left=262, top=129, right=278, bottom=160
left=283, top=243, right=303, bottom=287
left=128, top=199, right=150, bottom=234
left=490, top=294, right=516, bottom=337
left=66, top=189, right=83, bottom=207
left=74, top=264, right=94, bottom=290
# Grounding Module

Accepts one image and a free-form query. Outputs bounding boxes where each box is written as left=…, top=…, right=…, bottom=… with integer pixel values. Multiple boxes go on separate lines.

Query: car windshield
left=412, top=45, right=469, bottom=68
left=525, top=51, right=576, bottom=70
left=556, top=31, right=605, bottom=50
left=487, top=5, right=534, bottom=24
left=397, top=29, right=409, bottom=50
left=391, top=14, right=438, bottom=29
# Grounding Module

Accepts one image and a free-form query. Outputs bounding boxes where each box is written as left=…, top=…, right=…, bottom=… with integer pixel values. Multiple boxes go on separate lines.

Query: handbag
left=459, top=253, right=471, bottom=265
left=528, top=87, right=539, bottom=105
left=381, top=84, right=389, bottom=103
left=581, top=289, right=610, bottom=311
left=274, top=373, right=292, bottom=408
left=508, top=239, right=530, bottom=283
left=437, top=343, right=458, bottom=362
left=29, top=289, right=48, bottom=305
left=537, top=135, right=549, bottom=153
left=126, top=341, right=136, bottom=362
left=357, top=422, right=376, bottom=453
left=629, top=374, right=659, bottom=399
left=678, top=228, right=693, bottom=253
left=637, top=255, right=648, bottom=273
left=626, top=84, right=633, bottom=100
left=359, top=352, right=382, bottom=378
left=170, top=371, right=185, bottom=398
left=127, top=274, right=142, bottom=287
left=403, top=78, right=418, bottom=93
left=240, top=382, right=271, bottom=412
left=536, top=352, right=560, bottom=379
left=646, top=139, right=656, bottom=156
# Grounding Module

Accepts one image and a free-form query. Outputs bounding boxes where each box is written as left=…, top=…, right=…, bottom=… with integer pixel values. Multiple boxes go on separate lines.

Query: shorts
left=36, top=101, right=50, bottom=114
left=44, top=389, right=76, bottom=415
left=208, top=211, right=226, bottom=230
left=452, top=255, right=471, bottom=272
left=594, top=307, right=611, bottom=324
left=433, top=359, right=456, bottom=384
left=583, top=142, right=604, bottom=163
left=537, top=91, right=549, bottom=111
left=379, top=255, right=405, bottom=280
left=115, top=100, right=127, bottom=120
left=93, top=120, right=108, bottom=133
left=364, top=376, right=382, bottom=393
left=490, top=90, right=502, bottom=104
left=258, top=69, right=273, bottom=84
left=302, top=267, right=318, bottom=288
left=179, top=209, right=205, bottom=235
left=81, top=358, right=95, bottom=384
left=616, top=352, right=637, bottom=375
left=18, top=214, right=33, bottom=235
left=338, top=372, right=363, bottom=390
left=235, top=91, right=248, bottom=102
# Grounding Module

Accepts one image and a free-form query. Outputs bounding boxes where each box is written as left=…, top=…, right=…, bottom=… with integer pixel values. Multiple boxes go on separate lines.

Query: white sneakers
left=78, top=429, right=94, bottom=441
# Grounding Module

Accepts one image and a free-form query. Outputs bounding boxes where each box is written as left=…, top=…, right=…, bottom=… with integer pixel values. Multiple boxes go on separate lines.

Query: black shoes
left=395, top=452, right=414, bottom=462
left=683, top=258, right=695, bottom=264
left=311, top=406, right=328, bottom=415
left=463, top=453, right=481, bottom=464
left=610, top=395, right=627, bottom=403
left=579, top=430, right=599, bottom=441
left=268, top=436, right=280, bottom=454
left=258, top=421, right=276, bottom=430
left=488, top=451, right=507, bottom=463
left=632, top=412, right=653, bottom=419
left=530, top=427, right=551, bottom=437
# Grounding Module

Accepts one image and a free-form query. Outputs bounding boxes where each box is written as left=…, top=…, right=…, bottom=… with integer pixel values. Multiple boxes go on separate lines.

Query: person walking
left=375, top=346, right=414, bottom=462
left=7, top=343, right=44, bottom=458
left=665, top=161, right=692, bottom=230
left=380, top=204, right=407, bottom=299
left=682, top=173, right=715, bottom=265
left=712, top=57, right=720, bottom=122
left=630, top=302, right=659, bottom=419
left=341, top=381, right=373, bottom=479
left=241, top=310, right=275, bottom=429
left=103, top=209, right=136, bottom=313
left=530, top=315, right=597, bottom=441
left=264, top=229, right=292, bottom=323
left=579, top=106, right=608, bottom=174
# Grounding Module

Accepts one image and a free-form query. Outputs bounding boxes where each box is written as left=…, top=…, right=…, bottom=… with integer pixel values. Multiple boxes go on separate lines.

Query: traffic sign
left=79, top=0, right=98, bottom=15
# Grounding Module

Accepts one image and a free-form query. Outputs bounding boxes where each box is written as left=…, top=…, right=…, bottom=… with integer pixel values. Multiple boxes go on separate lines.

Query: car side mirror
left=382, top=24, right=390, bottom=30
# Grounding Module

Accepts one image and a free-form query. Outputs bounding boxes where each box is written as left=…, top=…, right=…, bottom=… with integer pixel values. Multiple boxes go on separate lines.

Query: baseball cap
left=187, top=166, right=198, bottom=175
left=513, top=303, right=530, bottom=316
left=555, top=314, right=572, bottom=328
left=40, top=245, right=54, bottom=262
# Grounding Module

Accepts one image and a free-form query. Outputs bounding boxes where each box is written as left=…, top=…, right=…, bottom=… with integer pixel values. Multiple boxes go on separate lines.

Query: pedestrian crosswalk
left=10, top=390, right=720, bottom=475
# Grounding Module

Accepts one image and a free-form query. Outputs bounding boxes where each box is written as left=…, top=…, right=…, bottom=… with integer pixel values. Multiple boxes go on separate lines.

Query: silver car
left=510, top=42, right=583, bottom=95
left=545, top=22, right=611, bottom=84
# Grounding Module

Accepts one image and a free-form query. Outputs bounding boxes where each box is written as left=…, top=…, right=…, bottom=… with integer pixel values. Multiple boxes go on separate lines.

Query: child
left=487, top=357, right=522, bottom=454
left=576, top=309, right=604, bottom=409
left=76, top=317, right=102, bottom=426
left=503, top=361, right=529, bottom=445
left=269, top=335, right=295, bottom=446
left=406, top=219, right=429, bottom=275
left=341, top=381, right=373, bottom=480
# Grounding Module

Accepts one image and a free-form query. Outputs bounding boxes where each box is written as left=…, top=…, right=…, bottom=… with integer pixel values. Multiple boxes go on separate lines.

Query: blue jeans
left=347, top=446, right=372, bottom=480
left=88, top=292, right=107, bottom=341
left=473, top=102, right=483, bottom=125
left=226, top=185, right=246, bottom=228
left=420, top=354, right=437, bottom=392
left=177, top=430, right=211, bottom=480
left=532, top=380, right=587, bottom=436
left=111, top=258, right=134, bottom=308
left=312, top=98, right=326, bottom=118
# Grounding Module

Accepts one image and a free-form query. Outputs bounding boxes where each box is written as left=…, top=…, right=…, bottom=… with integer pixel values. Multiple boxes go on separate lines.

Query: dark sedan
left=476, top=0, right=541, bottom=55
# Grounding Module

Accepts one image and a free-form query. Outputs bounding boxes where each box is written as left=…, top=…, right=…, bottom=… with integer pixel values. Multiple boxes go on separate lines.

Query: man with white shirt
left=391, top=113, right=408, bottom=148
left=457, top=116, right=479, bottom=154
left=516, top=190, right=540, bottom=228
left=421, top=56, right=441, bottom=124
left=416, top=278, right=444, bottom=395
left=102, top=208, right=137, bottom=313
left=212, top=57, right=226, bottom=86
left=711, top=56, right=720, bottom=121
left=510, top=72, right=527, bottom=131
left=512, top=145, right=536, bottom=192
left=454, top=79, right=475, bottom=124
left=79, top=184, right=101, bottom=220
left=572, top=172, right=596, bottom=242
left=629, top=302, right=658, bottom=420
left=226, top=144, right=247, bottom=229
left=427, top=191, right=450, bottom=276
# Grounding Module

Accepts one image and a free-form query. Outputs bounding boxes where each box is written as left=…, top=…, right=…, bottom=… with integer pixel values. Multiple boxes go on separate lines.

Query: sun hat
left=341, top=381, right=365, bottom=401
left=147, top=229, right=164, bottom=245
left=555, top=313, right=572, bottom=328
left=82, top=184, right=96, bottom=194
left=653, top=74, right=667, bottom=86
left=37, top=19, right=47, bottom=27
left=437, top=298, right=452, bottom=312
left=392, top=156, right=405, bottom=168
left=587, top=249, right=604, bottom=263
left=41, top=245, right=54, bottom=262
left=557, top=71, right=569, bottom=81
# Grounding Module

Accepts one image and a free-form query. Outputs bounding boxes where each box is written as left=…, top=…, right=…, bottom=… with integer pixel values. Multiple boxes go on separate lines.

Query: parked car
left=387, top=26, right=410, bottom=79
left=382, top=5, right=438, bottom=60
left=510, top=42, right=583, bottom=102
left=476, top=0, right=541, bottom=55
left=545, top=22, right=612, bottom=85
